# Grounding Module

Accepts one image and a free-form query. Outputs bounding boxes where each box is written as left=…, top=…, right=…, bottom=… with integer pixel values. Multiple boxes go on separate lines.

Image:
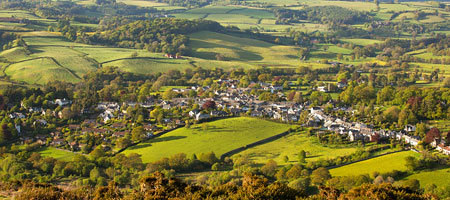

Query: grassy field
left=404, top=167, right=450, bottom=188
left=233, top=132, right=358, bottom=166
left=340, top=38, right=382, bottom=46
left=189, top=31, right=300, bottom=65
left=122, top=117, right=292, bottom=163
left=5, top=58, right=81, bottom=84
left=103, top=57, right=194, bottom=74
left=330, top=151, right=419, bottom=177
left=37, top=147, right=77, bottom=162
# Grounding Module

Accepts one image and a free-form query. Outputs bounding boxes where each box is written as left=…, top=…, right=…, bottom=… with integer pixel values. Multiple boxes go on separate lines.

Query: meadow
left=37, top=147, right=77, bottom=162
left=188, top=31, right=300, bottom=66
left=329, top=151, right=419, bottom=177
left=233, top=132, right=358, bottom=166
left=404, top=166, right=450, bottom=188
left=122, top=117, right=292, bottom=163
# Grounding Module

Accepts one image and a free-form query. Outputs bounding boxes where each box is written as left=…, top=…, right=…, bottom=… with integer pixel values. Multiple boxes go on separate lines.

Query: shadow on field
left=190, top=126, right=235, bottom=132
left=127, top=136, right=187, bottom=150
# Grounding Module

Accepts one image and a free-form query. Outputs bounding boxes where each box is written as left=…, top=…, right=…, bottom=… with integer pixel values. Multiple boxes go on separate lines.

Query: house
left=51, top=138, right=65, bottom=146
left=210, top=110, right=227, bottom=117
left=33, top=119, right=47, bottom=126
left=310, top=107, right=322, bottom=115
left=436, top=144, right=450, bottom=155
left=404, top=125, right=416, bottom=132
left=317, top=86, right=328, bottom=93
left=402, top=135, right=420, bottom=146
left=113, top=131, right=129, bottom=137
left=53, top=98, right=72, bottom=107
left=189, top=109, right=200, bottom=117
left=196, top=113, right=210, bottom=120
left=9, top=112, right=25, bottom=119
left=337, top=81, right=347, bottom=89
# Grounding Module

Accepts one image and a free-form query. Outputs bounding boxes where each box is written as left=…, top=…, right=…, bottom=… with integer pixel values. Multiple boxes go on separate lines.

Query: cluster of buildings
left=9, top=80, right=450, bottom=156
left=316, top=107, right=450, bottom=155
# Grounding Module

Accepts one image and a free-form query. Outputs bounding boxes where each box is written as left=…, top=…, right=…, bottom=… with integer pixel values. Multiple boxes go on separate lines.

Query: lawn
left=122, top=117, right=292, bottom=163
left=37, top=147, right=77, bottom=162
left=404, top=167, right=450, bottom=188
left=233, top=132, right=358, bottom=166
left=330, top=151, right=419, bottom=177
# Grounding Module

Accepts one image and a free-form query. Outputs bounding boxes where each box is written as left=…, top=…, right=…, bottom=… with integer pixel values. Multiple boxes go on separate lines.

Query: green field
left=404, top=167, right=450, bottom=188
left=5, top=58, right=81, bottom=84
left=37, top=147, right=77, bottom=162
left=188, top=31, right=300, bottom=67
left=122, top=117, right=292, bottom=163
left=330, top=151, right=419, bottom=177
left=103, top=57, right=194, bottom=74
left=340, top=38, right=382, bottom=46
left=234, top=133, right=358, bottom=166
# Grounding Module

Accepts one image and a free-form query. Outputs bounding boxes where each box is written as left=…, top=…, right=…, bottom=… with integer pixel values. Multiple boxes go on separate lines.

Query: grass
left=37, top=147, right=77, bottom=162
left=186, top=6, right=237, bottom=14
left=330, top=151, right=419, bottom=177
left=233, top=132, right=358, bottom=166
left=116, top=0, right=169, bottom=7
left=404, top=167, right=450, bottom=188
left=103, top=57, right=193, bottom=74
left=0, top=47, right=29, bottom=62
left=228, top=8, right=275, bottom=19
left=304, top=1, right=376, bottom=12
left=122, top=117, right=292, bottom=163
left=5, top=58, right=80, bottom=84
left=188, top=31, right=299, bottom=65
left=206, top=14, right=259, bottom=24
left=340, top=38, right=382, bottom=46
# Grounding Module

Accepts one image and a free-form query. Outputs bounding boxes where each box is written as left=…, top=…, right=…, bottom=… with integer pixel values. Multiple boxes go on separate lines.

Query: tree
left=261, top=160, right=278, bottom=177
left=283, top=155, right=289, bottom=163
left=131, top=126, right=147, bottom=142
left=202, top=100, right=216, bottom=110
left=424, top=127, right=441, bottom=144
left=443, top=77, right=450, bottom=88
left=298, top=150, right=306, bottom=163
left=311, top=167, right=331, bottom=186
left=162, top=89, right=176, bottom=100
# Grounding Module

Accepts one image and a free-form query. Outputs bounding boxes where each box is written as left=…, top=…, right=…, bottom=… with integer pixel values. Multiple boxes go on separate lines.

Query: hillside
left=122, top=117, right=292, bottom=163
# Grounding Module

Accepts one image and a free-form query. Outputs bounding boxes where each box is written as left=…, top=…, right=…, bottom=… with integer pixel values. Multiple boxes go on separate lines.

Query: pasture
left=122, top=117, right=292, bottom=163
left=188, top=31, right=300, bottom=65
left=330, top=151, right=419, bottom=177
left=233, top=132, right=358, bottom=166
left=404, top=167, right=450, bottom=188
left=37, top=147, right=77, bottom=162
left=5, top=58, right=81, bottom=85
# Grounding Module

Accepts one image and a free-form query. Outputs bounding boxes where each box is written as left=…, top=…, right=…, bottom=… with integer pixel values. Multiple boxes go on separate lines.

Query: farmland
left=234, top=132, right=358, bottom=166
left=122, top=117, right=292, bottom=163
left=189, top=31, right=301, bottom=67
left=330, top=151, right=419, bottom=177
left=405, top=167, right=450, bottom=188
left=37, top=147, right=77, bottom=162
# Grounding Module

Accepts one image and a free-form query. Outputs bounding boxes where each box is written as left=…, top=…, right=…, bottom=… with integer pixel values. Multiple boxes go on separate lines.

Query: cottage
left=53, top=98, right=72, bottom=107
left=9, top=112, right=25, bottom=119
left=195, top=113, right=210, bottom=120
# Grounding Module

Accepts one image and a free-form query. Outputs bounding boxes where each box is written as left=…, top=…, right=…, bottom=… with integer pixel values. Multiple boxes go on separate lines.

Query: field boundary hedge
left=220, top=130, right=292, bottom=160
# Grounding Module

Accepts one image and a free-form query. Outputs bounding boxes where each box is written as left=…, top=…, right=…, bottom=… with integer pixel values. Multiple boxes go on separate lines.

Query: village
left=7, top=78, right=450, bottom=156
